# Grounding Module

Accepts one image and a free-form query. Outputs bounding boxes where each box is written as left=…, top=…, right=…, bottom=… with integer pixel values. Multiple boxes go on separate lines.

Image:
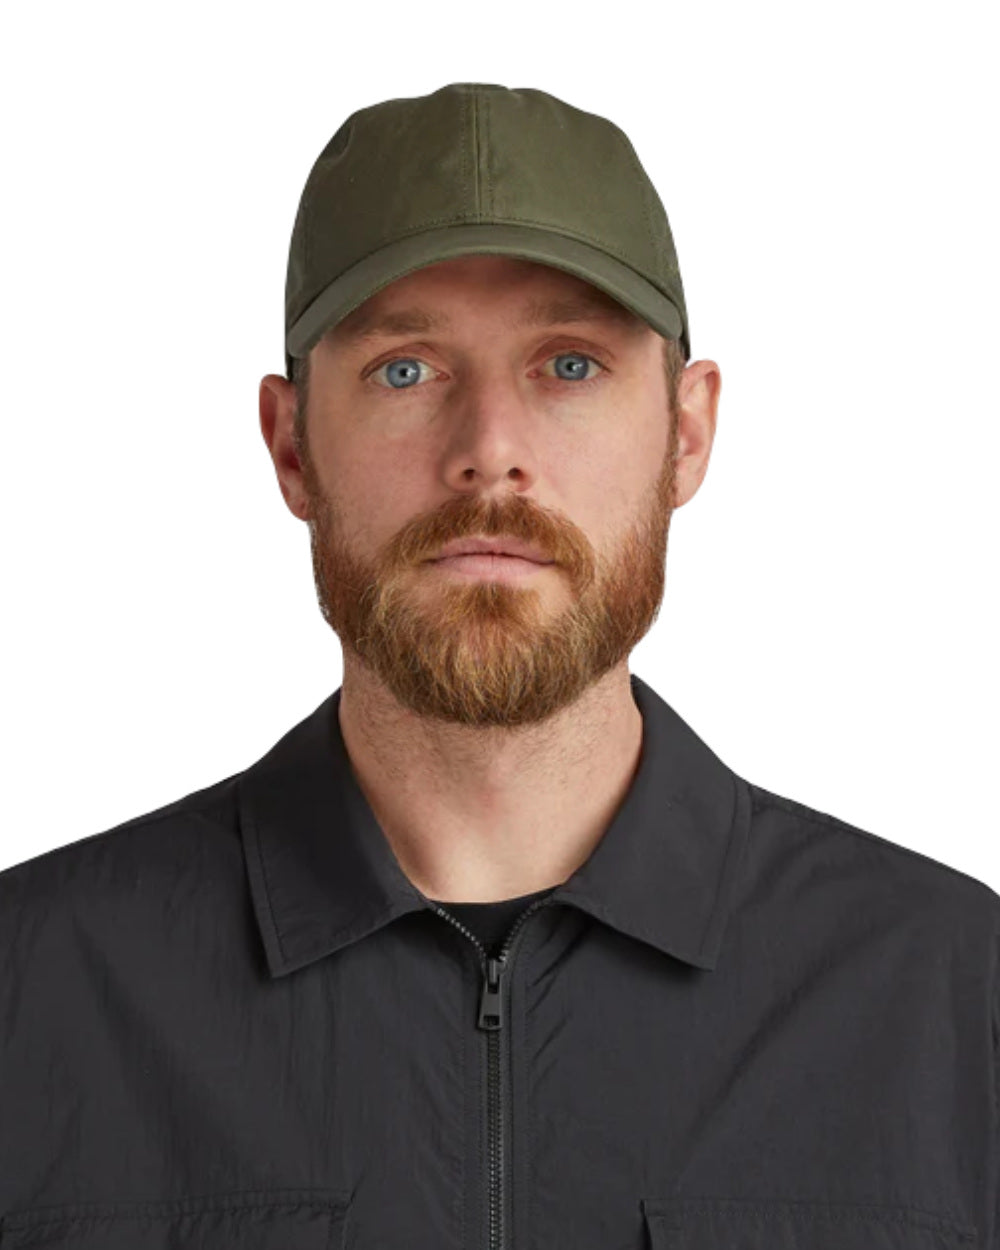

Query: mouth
left=429, top=552, right=553, bottom=579
left=431, top=553, right=548, bottom=564
left=430, top=539, right=554, bottom=564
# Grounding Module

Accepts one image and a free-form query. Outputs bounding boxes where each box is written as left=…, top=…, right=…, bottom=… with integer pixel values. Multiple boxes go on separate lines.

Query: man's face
left=288, top=255, right=686, bottom=729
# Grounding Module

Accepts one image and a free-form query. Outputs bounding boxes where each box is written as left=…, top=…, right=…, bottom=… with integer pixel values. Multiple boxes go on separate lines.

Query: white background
left=2, top=2, right=997, bottom=888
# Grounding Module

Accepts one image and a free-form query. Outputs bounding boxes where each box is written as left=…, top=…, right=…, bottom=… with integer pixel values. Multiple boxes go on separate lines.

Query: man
left=259, top=244, right=716, bottom=906
left=1, top=83, right=997, bottom=1250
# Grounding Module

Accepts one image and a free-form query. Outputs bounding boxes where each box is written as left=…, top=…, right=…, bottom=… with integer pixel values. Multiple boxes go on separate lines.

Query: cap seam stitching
left=481, top=87, right=492, bottom=219
left=470, top=86, right=482, bottom=220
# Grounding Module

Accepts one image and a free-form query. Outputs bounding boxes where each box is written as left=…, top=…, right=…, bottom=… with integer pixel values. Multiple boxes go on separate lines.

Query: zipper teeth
left=431, top=905, right=488, bottom=961
left=430, top=895, right=554, bottom=1250
left=489, top=1030, right=501, bottom=1250
left=430, top=895, right=553, bottom=966
left=499, top=895, right=552, bottom=957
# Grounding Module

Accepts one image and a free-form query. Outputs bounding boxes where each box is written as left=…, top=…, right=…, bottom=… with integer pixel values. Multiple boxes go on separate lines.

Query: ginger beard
left=297, top=398, right=680, bottom=730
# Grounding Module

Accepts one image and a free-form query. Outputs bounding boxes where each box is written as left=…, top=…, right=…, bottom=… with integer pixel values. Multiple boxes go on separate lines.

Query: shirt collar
left=238, top=673, right=751, bottom=978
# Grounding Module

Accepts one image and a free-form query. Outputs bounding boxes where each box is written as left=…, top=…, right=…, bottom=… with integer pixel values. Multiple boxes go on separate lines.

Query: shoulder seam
left=0, top=788, right=237, bottom=883
left=747, top=780, right=1000, bottom=906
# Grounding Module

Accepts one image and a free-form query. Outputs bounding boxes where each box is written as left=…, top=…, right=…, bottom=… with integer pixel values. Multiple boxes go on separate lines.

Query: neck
left=336, top=660, right=644, bottom=903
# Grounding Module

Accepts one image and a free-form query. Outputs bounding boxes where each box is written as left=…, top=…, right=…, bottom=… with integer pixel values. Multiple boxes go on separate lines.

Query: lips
left=432, top=537, right=553, bottom=564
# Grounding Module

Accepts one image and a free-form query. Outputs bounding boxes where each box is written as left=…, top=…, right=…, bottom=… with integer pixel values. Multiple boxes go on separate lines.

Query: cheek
left=335, top=446, right=428, bottom=542
left=550, top=434, right=636, bottom=501
left=562, top=432, right=663, bottom=535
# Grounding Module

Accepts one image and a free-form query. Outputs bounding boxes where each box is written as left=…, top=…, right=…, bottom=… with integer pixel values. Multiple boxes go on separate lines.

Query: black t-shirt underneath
left=429, top=885, right=557, bottom=956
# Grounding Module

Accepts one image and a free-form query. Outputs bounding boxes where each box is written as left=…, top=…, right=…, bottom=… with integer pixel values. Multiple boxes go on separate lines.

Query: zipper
left=431, top=895, right=554, bottom=1250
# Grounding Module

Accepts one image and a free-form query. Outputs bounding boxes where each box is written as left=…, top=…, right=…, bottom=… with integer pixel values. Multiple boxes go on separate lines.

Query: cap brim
left=285, top=222, right=689, bottom=374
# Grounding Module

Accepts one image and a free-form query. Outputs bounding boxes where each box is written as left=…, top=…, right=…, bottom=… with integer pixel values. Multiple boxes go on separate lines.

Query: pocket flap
left=642, top=1196, right=977, bottom=1249
left=0, top=1187, right=349, bottom=1249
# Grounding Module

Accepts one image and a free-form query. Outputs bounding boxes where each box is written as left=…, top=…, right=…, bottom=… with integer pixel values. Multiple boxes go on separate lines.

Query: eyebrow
left=330, top=294, right=649, bottom=346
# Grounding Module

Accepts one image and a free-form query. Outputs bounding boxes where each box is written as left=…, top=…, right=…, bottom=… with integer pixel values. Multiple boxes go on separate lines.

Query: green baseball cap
left=284, top=82, right=690, bottom=380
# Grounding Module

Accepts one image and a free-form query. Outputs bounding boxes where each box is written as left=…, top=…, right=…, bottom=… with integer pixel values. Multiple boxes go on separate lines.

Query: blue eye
left=540, top=352, right=604, bottom=384
left=370, top=358, right=434, bottom=389
left=368, top=351, right=606, bottom=391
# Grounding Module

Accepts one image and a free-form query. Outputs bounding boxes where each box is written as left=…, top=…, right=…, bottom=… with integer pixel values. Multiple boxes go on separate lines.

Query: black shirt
left=1, top=672, right=997, bottom=1250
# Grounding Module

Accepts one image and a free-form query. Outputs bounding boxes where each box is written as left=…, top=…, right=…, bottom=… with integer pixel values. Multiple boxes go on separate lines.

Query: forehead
left=327, top=255, right=651, bottom=347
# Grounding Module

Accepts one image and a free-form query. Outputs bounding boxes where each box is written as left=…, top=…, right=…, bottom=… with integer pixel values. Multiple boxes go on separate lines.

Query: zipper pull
left=477, top=955, right=505, bottom=1031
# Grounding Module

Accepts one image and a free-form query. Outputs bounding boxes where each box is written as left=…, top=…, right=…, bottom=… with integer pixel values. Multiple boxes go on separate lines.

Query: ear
left=672, top=359, right=721, bottom=509
left=259, top=372, right=311, bottom=522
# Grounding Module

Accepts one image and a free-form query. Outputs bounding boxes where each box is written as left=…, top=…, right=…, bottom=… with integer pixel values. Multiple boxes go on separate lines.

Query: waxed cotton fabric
left=1, top=672, right=998, bottom=1250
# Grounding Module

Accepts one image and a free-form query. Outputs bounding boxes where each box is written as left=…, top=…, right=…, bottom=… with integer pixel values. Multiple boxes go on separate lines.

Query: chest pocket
left=642, top=1196, right=978, bottom=1249
left=0, top=1187, right=349, bottom=1249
